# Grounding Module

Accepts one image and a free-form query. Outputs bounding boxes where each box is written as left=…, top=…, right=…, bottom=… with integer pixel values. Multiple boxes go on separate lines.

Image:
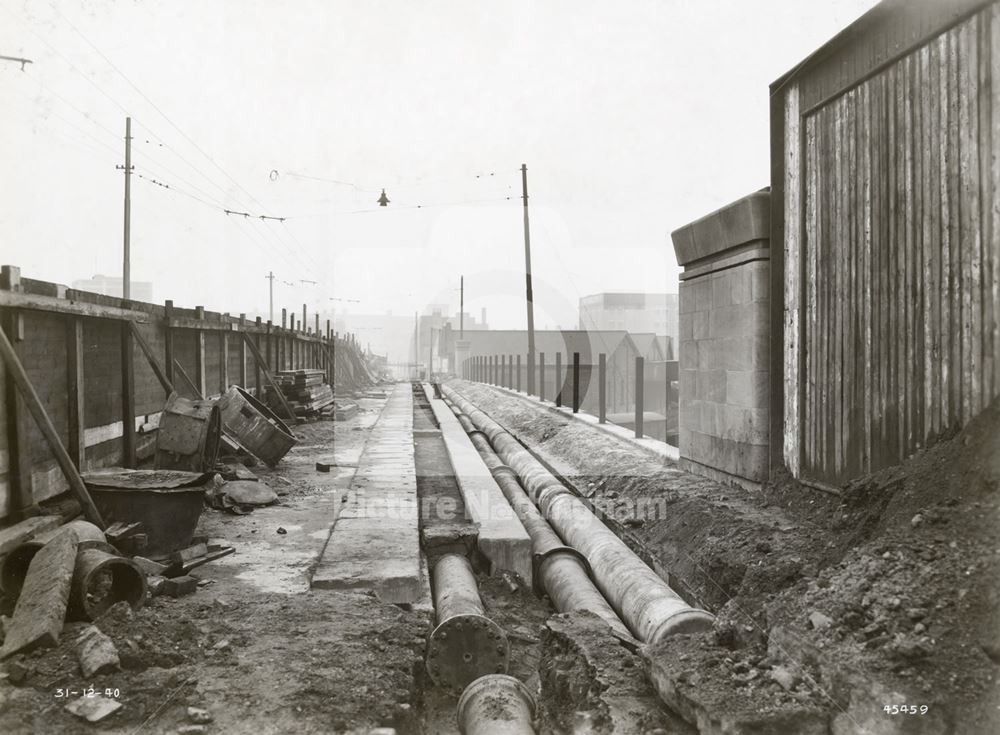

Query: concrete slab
left=423, top=384, right=533, bottom=584
left=311, top=384, right=422, bottom=603
left=1, top=530, right=78, bottom=659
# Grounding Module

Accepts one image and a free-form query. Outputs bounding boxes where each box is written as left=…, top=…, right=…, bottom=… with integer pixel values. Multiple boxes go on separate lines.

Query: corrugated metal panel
left=798, top=5, right=999, bottom=484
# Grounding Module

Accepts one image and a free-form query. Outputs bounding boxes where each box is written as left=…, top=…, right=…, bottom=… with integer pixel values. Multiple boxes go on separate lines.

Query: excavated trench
left=408, top=383, right=684, bottom=734
left=411, top=384, right=552, bottom=734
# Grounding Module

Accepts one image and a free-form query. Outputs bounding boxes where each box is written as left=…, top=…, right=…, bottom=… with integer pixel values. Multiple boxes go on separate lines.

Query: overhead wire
left=13, top=2, right=321, bottom=275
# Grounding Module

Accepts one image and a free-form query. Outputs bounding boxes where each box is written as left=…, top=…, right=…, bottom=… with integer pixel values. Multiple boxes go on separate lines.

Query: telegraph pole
left=265, top=271, right=275, bottom=322
left=118, top=117, right=133, bottom=299
left=521, top=164, right=536, bottom=395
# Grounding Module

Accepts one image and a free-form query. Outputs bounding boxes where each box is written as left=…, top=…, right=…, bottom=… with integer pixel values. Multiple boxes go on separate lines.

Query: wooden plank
left=948, top=30, right=963, bottom=429
left=2, top=306, right=33, bottom=512
left=129, top=322, right=173, bottom=395
left=164, top=300, right=175, bottom=386
left=889, top=60, right=901, bottom=463
left=804, top=115, right=817, bottom=471
left=928, top=39, right=943, bottom=439
left=938, top=33, right=953, bottom=432
left=917, top=44, right=932, bottom=444
left=66, top=317, right=85, bottom=469
left=0, top=324, right=104, bottom=527
left=0, top=290, right=149, bottom=322
left=172, top=359, right=203, bottom=400
left=903, top=52, right=916, bottom=453
left=988, top=4, right=1000, bottom=399
left=167, top=317, right=238, bottom=331
left=957, top=20, right=975, bottom=424
left=849, top=86, right=862, bottom=477
left=239, top=314, right=248, bottom=387
left=243, top=333, right=297, bottom=423
left=120, top=323, right=136, bottom=469
left=195, top=331, right=206, bottom=397
left=221, top=330, right=230, bottom=392
left=862, top=79, right=874, bottom=473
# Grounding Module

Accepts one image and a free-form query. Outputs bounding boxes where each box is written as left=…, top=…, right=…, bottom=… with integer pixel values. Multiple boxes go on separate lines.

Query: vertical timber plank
left=66, top=317, right=85, bottom=469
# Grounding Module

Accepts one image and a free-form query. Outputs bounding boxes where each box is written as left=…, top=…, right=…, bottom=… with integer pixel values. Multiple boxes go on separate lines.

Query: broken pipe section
left=426, top=553, right=509, bottom=691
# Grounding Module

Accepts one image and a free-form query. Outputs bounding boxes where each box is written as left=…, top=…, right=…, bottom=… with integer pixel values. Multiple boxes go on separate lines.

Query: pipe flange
left=488, top=464, right=518, bottom=482
left=531, top=546, right=591, bottom=596
left=426, top=613, right=510, bottom=692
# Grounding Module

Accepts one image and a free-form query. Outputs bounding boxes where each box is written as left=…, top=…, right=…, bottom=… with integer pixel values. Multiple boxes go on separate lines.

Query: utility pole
left=118, top=117, right=133, bottom=299
left=521, top=163, right=536, bottom=395
left=460, top=275, right=464, bottom=339
left=265, top=271, right=275, bottom=322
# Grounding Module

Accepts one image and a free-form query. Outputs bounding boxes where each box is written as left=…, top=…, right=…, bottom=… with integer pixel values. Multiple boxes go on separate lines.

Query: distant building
left=72, top=274, right=153, bottom=303
left=578, top=293, right=678, bottom=344
left=419, top=306, right=489, bottom=373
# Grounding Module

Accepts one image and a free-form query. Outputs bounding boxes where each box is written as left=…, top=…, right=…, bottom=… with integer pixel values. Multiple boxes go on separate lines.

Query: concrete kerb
left=458, top=381, right=681, bottom=464
left=311, top=384, right=422, bottom=603
left=422, top=383, right=533, bottom=585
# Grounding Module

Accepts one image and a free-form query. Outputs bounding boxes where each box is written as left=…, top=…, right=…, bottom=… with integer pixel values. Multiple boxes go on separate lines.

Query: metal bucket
left=83, top=469, right=211, bottom=557
left=216, top=386, right=296, bottom=466
left=155, top=392, right=222, bottom=472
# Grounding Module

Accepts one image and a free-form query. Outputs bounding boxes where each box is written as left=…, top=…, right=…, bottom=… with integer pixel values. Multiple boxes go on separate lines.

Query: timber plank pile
left=269, top=369, right=335, bottom=418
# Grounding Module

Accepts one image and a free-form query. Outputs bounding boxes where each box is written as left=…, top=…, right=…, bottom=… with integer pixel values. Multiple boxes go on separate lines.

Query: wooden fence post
left=539, top=352, right=545, bottom=402
left=194, top=306, right=206, bottom=396
left=555, top=352, right=562, bottom=407
left=635, top=356, right=644, bottom=438
left=599, top=353, right=606, bottom=424
left=572, top=352, right=580, bottom=413
left=66, top=317, right=85, bottom=468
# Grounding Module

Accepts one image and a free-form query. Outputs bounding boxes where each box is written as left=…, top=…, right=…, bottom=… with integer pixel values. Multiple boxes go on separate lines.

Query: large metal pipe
left=426, top=553, right=509, bottom=692
left=449, top=402, right=632, bottom=640
left=69, top=548, right=147, bottom=621
left=0, top=521, right=108, bottom=595
left=458, top=674, right=536, bottom=735
left=441, top=383, right=714, bottom=644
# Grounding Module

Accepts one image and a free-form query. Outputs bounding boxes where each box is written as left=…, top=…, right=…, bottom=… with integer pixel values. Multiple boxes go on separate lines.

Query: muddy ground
left=0, top=395, right=435, bottom=735
left=449, top=379, right=1000, bottom=734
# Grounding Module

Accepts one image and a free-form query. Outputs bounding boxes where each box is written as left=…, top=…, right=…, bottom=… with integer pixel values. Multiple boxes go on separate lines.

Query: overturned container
left=217, top=386, right=296, bottom=466
left=155, top=392, right=222, bottom=472
left=83, top=469, right=212, bottom=557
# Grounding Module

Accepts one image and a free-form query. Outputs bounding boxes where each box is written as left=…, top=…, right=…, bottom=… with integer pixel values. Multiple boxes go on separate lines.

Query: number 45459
left=884, top=705, right=928, bottom=715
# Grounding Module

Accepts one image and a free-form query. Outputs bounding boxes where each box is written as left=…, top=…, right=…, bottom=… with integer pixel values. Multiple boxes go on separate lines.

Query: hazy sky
left=1, top=0, right=879, bottom=329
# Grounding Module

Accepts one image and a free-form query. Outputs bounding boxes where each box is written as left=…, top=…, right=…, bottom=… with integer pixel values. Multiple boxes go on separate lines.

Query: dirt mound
left=450, top=380, right=1000, bottom=733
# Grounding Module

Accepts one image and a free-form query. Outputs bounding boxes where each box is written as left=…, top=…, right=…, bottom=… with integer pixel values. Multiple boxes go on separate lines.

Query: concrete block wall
left=671, top=190, right=771, bottom=487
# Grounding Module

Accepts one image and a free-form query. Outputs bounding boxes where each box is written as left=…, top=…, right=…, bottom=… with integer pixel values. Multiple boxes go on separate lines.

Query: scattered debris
left=276, top=527, right=288, bottom=535
left=187, top=706, right=213, bottom=724
left=163, top=576, right=199, bottom=598
left=75, top=625, right=120, bottom=677
left=65, top=694, right=122, bottom=723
